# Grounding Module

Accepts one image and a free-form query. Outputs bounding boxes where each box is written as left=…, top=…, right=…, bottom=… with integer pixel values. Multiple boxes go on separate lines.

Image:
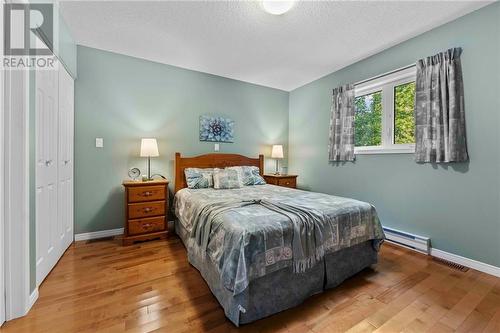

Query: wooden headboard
left=175, top=152, right=264, bottom=193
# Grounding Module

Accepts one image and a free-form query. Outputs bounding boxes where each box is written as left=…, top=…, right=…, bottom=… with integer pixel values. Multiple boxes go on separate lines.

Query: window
left=354, top=67, right=416, bottom=154
left=355, top=91, right=382, bottom=147
left=394, top=82, right=416, bottom=144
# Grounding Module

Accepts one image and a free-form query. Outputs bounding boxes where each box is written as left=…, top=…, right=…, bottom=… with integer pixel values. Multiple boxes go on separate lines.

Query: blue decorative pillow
left=213, top=168, right=242, bottom=189
left=184, top=168, right=214, bottom=189
left=227, top=166, right=266, bottom=186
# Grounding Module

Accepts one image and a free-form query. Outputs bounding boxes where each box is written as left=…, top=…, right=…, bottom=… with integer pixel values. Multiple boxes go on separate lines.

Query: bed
left=173, top=152, right=385, bottom=326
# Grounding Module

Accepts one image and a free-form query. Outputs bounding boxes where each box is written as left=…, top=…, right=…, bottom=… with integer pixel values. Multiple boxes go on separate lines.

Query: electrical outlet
left=214, top=143, right=220, bottom=152
left=95, top=138, right=103, bottom=148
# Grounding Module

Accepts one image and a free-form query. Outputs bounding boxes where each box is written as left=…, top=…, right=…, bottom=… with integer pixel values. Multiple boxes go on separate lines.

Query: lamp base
left=145, top=156, right=153, bottom=181
left=141, top=175, right=155, bottom=182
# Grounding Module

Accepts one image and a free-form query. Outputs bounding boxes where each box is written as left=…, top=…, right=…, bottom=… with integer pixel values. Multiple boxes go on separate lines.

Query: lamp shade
left=140, top=138, right=159, bottom=157
left=271, top=145, right=284, bottom=159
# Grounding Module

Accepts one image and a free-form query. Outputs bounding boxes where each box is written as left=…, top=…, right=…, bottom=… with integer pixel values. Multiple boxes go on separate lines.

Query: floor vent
left=382, top=226, right=430, bottom=254
left=86, top=236, right=114, bottom=243
left=432, top=257, right=469, bottom=272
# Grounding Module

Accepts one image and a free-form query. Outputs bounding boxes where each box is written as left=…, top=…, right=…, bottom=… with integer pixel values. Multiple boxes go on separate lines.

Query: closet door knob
left=45, top=160, right=52, bottom=166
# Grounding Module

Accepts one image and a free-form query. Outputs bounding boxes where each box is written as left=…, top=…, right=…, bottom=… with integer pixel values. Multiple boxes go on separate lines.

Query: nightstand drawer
left=128, top=216, right=165, bottom=235
left=264, top=174, right=298, bottom=189
left=128, top=185, right=165, bottom=203
left=278, top=178, right=296, bottom=188
left=128, top=201, right=165, bottom=219
left=265, top=177, right=278, bottom=185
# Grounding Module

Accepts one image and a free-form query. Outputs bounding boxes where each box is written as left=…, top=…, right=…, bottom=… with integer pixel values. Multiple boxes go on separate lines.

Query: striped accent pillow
left=227, top=166, right=266, bottom=186
left=213, top=168, right=242, bottom=189
left=184, top=168, right=214, bottom=189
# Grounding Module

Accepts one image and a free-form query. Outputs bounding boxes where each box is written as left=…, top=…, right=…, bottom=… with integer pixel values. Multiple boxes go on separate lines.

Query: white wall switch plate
left=214, top=143, right=220, bottom=152
left=95, top=138, right=103, bottom=148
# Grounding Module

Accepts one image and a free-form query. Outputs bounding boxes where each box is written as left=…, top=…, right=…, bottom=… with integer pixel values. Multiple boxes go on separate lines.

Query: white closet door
left=36, top=60, right=60, bottom=286
left=58, top=67, right=74, bottom=251
left=0, top=2, right=5, bottom=324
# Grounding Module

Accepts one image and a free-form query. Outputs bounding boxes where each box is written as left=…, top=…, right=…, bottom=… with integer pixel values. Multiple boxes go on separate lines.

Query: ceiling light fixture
left=261, top=1, right=295, bottom=15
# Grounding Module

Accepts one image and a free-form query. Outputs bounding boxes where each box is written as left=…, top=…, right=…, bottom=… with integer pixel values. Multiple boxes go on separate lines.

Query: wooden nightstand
left=122, top=179, right=169, bottom=245
left=263, top=174, right=298, bottom=189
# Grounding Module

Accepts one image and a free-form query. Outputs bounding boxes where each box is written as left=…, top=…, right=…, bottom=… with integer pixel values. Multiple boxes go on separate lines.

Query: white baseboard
left=385, top=239, right=426, bottom=255
left=74, top=228, right=124, bottom=241
left=74, top=227, right=500, bottom=277
left=387, top=240, right=500, bottom=278
left=72, top=227, right=500, bottom=278
left=430, top=248, right=500, bottom=278
left=25, top=288, right=38, bottom=315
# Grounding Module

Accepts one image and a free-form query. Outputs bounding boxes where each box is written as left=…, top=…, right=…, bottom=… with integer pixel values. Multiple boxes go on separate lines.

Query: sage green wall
left=288, top=3, right=500, bottom=266
left=57, top=14, right=77, bottom=78
left=75, top=3, right=499, bottom=269
left=75, top=46, right=289, bottom=234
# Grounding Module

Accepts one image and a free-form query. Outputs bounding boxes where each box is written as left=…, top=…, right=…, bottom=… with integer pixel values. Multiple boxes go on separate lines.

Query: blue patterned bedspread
left=174, top=185, right=384, bottom=295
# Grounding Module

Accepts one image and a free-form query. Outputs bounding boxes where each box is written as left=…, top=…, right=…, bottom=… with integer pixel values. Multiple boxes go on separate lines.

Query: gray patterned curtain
left=328, top=84, right=355, bottom=162
left=415, top=47, right=468, bottom=163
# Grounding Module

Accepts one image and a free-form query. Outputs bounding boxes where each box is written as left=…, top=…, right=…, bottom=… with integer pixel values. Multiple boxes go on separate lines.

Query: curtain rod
left=354, top=63, right=416, bottom=86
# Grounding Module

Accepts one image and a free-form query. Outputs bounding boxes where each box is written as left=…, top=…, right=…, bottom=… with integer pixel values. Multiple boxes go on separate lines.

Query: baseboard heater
left=382, top=226, right=430, bottom=254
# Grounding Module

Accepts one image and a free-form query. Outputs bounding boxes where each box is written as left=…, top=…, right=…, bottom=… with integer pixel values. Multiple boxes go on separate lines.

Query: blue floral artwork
left=199, top=115, right=234, bottom=143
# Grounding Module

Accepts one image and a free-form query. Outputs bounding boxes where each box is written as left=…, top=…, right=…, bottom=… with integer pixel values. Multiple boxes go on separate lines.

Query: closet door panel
left=58, top=67, right=74, bottom=251
left=36, top=66, right=60, bottom=286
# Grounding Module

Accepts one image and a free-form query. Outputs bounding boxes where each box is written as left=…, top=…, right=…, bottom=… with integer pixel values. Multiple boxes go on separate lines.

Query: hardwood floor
left=2, top=237, right=500, bottom=333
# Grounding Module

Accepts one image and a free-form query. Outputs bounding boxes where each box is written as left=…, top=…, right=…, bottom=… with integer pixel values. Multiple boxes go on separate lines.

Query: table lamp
left=271, top=144, right=284, bottom=175
left=140, top=138, right=159, bottom=181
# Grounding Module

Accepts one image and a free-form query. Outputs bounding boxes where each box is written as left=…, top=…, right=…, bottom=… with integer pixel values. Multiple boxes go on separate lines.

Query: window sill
left=355, top=146, right=414, bottom=155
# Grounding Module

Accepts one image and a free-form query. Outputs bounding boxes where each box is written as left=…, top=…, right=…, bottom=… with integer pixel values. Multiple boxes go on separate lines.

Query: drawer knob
left=143, top=191, right=152, bottom=196
left=143, top=207, right=153, bottom=213
left=143, top=223, right=152, bottom=228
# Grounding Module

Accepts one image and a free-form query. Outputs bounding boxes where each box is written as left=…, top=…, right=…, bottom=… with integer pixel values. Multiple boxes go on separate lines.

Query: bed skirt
left=175, top=220, right=379, bottom=326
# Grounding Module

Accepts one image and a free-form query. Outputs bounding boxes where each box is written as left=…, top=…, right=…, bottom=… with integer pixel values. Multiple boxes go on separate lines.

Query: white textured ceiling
left=60, top=1, right=491, bottom=91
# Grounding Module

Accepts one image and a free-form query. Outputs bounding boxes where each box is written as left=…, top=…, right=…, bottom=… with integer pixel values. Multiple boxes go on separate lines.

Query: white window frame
left=354, top=66, right=416, bottom=155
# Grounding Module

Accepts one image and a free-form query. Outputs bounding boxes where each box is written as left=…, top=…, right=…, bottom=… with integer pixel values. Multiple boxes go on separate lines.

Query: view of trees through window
left=394, top=82, right=416, bottom=144
left=354, top=91, right=382, bottom=147
left=354, top=81, right=416, bottom=147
